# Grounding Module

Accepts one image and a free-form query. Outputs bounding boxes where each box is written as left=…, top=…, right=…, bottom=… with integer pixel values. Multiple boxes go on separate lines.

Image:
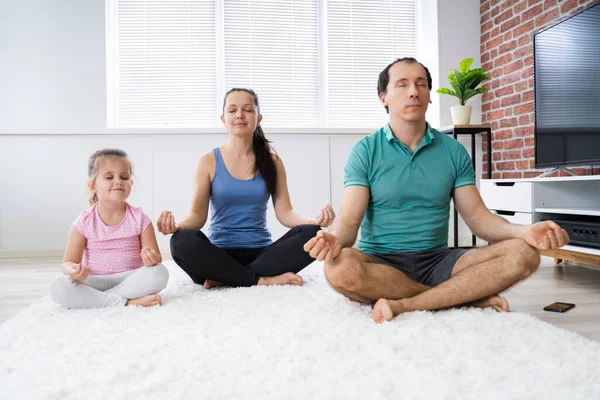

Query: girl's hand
left=68, top=263, right=90, bottom=281
left=157, top=211, right=180, bottom=235
left=312, top=204, right=336, bottom=228
left=141, top=247, right=161, bottom=266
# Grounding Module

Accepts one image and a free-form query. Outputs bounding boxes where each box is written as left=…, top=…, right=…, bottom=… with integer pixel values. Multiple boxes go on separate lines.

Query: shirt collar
left=384, top=122, right=435, bottom=145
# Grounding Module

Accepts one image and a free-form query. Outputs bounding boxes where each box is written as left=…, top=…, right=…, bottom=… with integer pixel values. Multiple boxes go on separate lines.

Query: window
left=107, top=0, right=416, bottom=129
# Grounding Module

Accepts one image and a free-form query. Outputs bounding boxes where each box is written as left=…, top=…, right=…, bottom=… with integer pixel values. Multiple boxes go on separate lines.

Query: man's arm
left=453, top=185, right=527, bottom=243
left=329, top=186, right=370, bottom=248
left=454, top=185, right=569, bottom=249
left=304, top=185, right=369, bottom=261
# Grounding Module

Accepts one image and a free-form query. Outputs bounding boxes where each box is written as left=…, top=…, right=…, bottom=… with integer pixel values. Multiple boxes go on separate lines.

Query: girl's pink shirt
left=73, top=202, right=151, bottom=275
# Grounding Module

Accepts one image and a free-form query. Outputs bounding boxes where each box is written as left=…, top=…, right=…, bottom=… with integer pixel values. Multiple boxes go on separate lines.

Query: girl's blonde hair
left=87, top=148, right=132, bottom=205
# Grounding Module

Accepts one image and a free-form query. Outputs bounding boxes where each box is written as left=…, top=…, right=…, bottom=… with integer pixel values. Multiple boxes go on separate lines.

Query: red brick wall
left=480, top=0, right=600, bottom=178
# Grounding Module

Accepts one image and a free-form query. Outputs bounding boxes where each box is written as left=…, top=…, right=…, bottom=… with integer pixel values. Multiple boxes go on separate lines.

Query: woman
left=158, top=88, right=335, bottom=288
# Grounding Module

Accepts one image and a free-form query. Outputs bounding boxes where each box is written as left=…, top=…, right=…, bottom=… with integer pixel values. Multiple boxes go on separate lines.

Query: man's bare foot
left=203, top=279, right=224, bottom=289
left=258, top=272, right=303, bottom=286
left=470, top=295, right=510, bottom=312
left=371, top=298, right=406, bottom=323
left=126, top=294, right=161, bottom=307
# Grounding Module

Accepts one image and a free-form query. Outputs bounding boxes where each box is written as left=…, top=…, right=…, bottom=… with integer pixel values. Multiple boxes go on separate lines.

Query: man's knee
left=324, top=249, right=364, bottom=292
left=507, top=239, right=541, bottom=280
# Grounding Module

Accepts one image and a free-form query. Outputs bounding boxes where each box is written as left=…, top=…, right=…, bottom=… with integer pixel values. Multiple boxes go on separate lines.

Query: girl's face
left=221, top=91, right=262, bottom=137
left=89, top=157, right=132, bottom=204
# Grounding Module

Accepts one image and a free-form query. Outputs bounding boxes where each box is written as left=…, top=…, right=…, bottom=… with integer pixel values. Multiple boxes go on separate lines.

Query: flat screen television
left=534, top=2, right=600, bottom=168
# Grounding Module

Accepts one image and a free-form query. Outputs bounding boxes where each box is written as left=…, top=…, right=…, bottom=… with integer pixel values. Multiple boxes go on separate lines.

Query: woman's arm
left=272, top=155, right=335, bottom=228
left=157, top=152, right=213, bottom=234
left=62, top=226, right=90, bottom=280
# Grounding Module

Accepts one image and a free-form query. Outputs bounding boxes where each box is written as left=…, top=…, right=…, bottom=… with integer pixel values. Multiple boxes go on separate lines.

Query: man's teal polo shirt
left=344, top=123, right=475, bottom=254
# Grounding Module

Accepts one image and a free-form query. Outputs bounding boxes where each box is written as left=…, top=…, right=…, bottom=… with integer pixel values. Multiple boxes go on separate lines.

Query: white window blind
left=108, top=0, right=417, bottom=129
left=109, top=0, right=217, bottom=127
left=327, top=0, right=417, bottom=128
left=223, top=0, right=319, bottom=128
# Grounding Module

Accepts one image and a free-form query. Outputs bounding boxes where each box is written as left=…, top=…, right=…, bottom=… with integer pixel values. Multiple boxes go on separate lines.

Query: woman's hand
left=312, top=204, right=336, bottom=228
left=157, top=211, right=180, bottom=235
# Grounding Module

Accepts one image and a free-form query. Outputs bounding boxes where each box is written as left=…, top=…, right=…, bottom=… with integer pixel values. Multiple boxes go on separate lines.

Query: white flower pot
left=450, top=105, right=472, bottom=125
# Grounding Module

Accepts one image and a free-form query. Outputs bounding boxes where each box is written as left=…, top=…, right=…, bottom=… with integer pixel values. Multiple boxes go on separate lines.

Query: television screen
left=534, top=2, right=600, bottom=168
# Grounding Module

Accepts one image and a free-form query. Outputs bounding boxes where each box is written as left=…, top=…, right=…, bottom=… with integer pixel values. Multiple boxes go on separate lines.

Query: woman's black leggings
left=170, top=224, right=321, bottom=287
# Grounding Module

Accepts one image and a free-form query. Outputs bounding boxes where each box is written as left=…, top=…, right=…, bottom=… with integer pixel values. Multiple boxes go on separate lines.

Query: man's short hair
left=377, top=58, right=433, bottom=113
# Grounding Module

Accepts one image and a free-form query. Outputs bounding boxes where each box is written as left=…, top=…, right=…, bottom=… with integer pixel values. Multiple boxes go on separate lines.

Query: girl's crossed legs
left=49, top=264, right=169, bottom=309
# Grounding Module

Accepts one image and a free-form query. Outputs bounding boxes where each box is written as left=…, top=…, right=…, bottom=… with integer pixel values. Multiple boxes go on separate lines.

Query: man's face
left=380, top=62, right=431, bottom=122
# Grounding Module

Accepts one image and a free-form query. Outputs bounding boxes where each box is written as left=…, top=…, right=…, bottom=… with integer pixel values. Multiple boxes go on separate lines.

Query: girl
left=158, top=88, right=335, bottom=288
left=49, top=149, right=169, bottom=308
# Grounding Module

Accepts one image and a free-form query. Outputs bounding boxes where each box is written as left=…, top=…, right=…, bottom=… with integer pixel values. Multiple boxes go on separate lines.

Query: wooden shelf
left=541, top=245, right=600, bottom=267
left=561, top=245, right=600, bottom=256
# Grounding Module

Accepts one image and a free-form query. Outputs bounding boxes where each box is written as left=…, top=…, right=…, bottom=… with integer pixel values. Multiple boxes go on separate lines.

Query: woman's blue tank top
left=208, top=148, right=272, bottom=248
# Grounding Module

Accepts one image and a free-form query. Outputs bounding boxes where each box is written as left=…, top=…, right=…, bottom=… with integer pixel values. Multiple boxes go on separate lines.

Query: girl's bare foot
left=470, top=295, right=510, bottom=312
left=126, top=294, right=161, bottom=307
left=203, top=279, right=225, bottom=289
left=258, top=272, right=303, bottom=286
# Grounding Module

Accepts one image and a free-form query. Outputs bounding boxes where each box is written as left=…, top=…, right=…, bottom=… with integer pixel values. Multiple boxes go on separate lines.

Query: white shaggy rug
left=1, top=261, right=600, bottom=400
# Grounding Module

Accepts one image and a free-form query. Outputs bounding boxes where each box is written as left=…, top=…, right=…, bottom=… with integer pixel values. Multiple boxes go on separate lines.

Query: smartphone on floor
left=543, top=302, right=575, bottom=313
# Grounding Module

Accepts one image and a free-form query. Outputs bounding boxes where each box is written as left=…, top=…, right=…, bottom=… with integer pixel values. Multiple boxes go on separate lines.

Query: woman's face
left=221, top=91, right=262, bottom=137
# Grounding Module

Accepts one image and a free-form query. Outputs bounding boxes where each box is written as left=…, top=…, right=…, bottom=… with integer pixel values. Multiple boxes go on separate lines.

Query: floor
left=1, top=256, right=600, bottom=341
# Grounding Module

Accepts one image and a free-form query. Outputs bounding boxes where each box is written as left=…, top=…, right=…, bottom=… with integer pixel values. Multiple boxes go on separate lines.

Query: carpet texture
left=1, top=261, right=600, bottom=399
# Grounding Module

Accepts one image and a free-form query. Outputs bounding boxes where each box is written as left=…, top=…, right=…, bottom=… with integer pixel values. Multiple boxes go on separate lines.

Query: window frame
left=106, top=0, right=418, bottom=133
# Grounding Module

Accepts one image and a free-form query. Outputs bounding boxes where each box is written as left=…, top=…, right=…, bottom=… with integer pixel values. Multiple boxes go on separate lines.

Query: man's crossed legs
left=323, top=239, right=540, bottom=322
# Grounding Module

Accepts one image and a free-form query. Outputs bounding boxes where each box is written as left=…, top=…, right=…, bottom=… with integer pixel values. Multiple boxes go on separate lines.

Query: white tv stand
left=480, top=175, right=600, bottom=266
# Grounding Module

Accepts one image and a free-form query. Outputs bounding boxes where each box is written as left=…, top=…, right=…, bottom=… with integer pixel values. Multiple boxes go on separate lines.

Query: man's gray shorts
left=367, top=248, right=469, bottom=287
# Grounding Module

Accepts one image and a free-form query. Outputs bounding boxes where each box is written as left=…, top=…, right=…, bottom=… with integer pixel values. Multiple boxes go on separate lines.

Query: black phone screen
left=544, top=302, right=575, bottom=312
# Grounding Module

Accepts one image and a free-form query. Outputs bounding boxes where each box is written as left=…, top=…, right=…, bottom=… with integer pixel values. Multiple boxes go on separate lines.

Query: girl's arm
left=157, top=152, right=213, bottom=234
left=140, top=223, right=162, bottom=266
left=62, top=226, right=90, bottom=280
left=272, top=155, right=335, bottom=229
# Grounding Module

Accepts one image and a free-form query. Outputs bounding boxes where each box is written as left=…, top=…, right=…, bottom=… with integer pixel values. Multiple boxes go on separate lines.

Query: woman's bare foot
left=371, top=298, right=406, bottom=323
left=258, top=272, right=303, bottom=286
left=203, top=279, right=225, bottom=289
left=126, top=294, right=161, bottom=307
left=470, top=295, right=510, bottom=312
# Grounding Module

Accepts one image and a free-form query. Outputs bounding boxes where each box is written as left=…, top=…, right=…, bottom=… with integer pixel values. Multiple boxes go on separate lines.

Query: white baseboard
left=0, top=249, right=64, bottom=259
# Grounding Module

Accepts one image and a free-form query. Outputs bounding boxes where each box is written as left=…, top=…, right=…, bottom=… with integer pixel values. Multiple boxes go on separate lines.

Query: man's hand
left=520, top=220, right=570, bottom=250
left=304, top=230, right=342, bottom=262
left=141, top=247, right=161, bottom=266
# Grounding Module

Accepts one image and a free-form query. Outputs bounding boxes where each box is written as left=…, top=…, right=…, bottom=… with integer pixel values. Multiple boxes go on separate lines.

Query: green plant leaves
left=436, top=58, right=489, bottom=106
left=437, top=88, right=458, bottom=97
left=460, top=58, right=474, bottom=72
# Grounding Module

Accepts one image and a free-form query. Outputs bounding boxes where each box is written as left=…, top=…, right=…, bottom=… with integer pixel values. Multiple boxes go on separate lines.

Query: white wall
left=0, top=0, right=483, bottom=254
left=436, top=0, right=483, bottom=127
left=0, top=133, right=336, bottom=253
left=0, top=0, right=107, bottom=133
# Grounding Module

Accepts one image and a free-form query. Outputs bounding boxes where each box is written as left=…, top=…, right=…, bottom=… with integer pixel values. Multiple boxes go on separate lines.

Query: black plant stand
left=440, top=124, right=492, bottom=248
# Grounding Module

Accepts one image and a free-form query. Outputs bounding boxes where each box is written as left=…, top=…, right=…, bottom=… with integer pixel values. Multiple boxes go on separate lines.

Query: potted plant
left=437, top=57, right=489, bottom=125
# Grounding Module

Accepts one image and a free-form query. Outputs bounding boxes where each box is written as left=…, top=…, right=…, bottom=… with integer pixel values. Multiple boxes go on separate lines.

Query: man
left=304, top=57, right=569, bottom=323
